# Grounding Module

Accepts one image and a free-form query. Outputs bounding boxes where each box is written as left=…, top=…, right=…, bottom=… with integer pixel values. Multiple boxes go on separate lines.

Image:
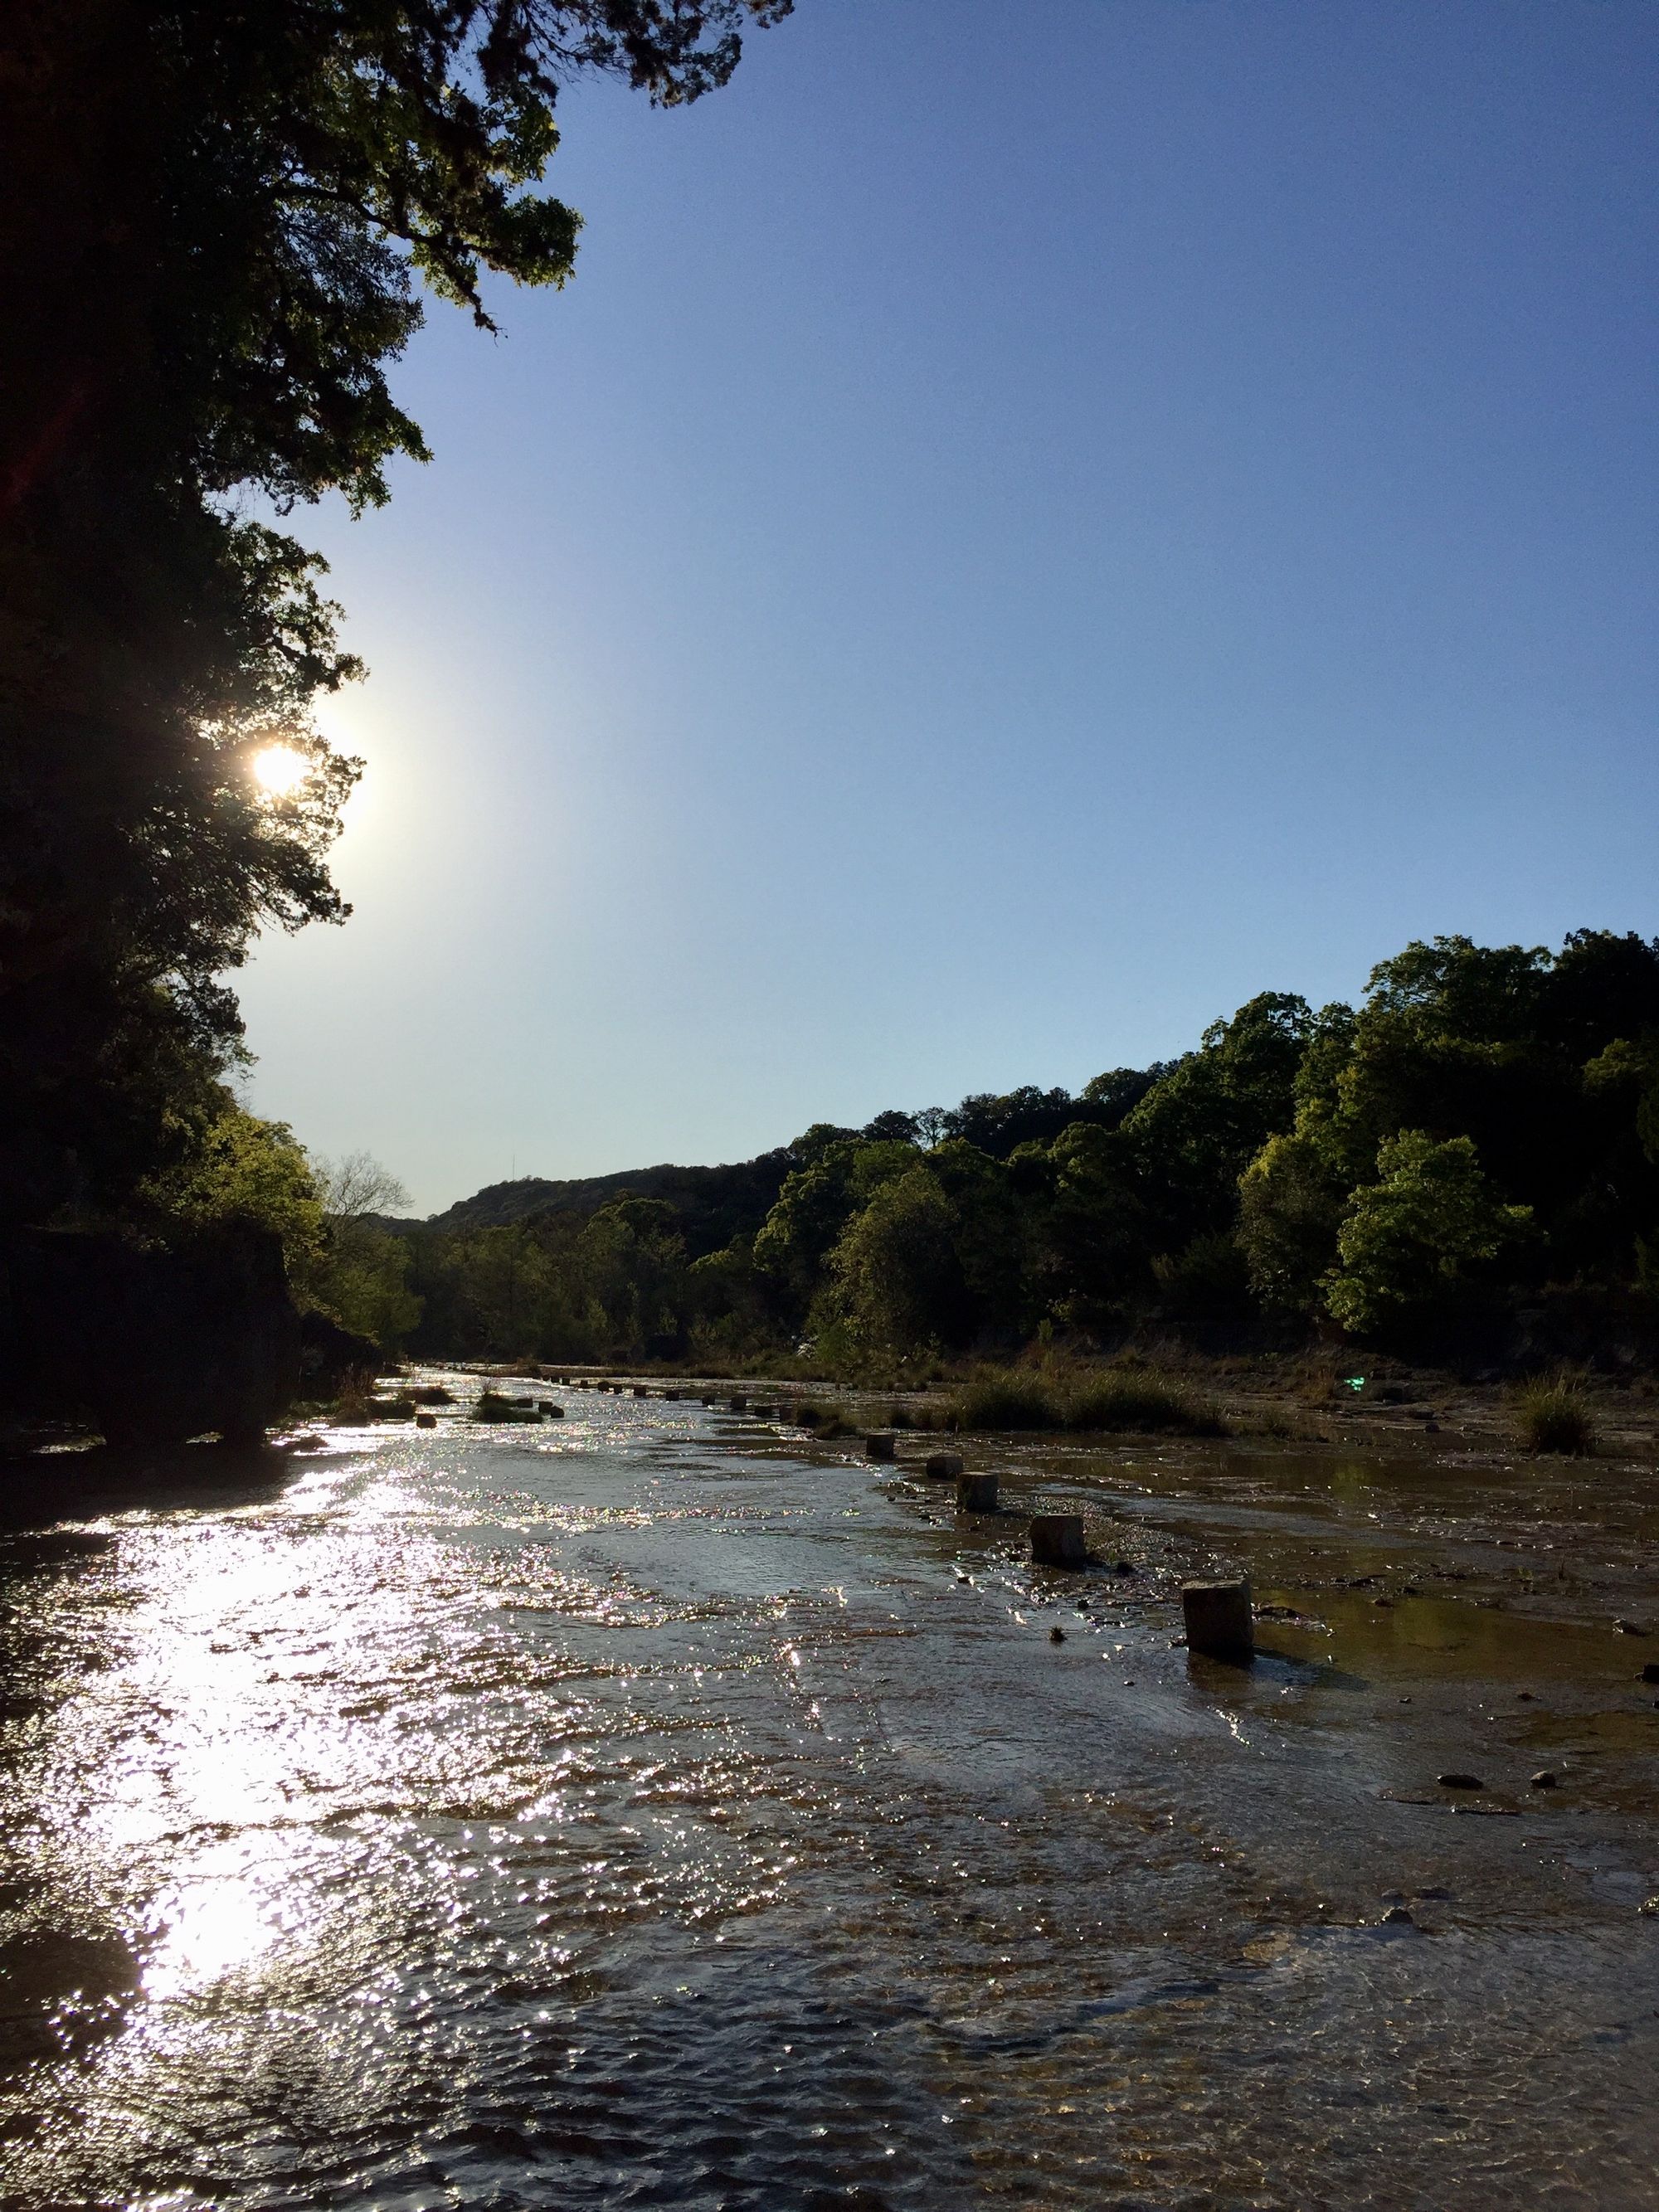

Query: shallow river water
left=2, top=1383, right=1657, bottom=2209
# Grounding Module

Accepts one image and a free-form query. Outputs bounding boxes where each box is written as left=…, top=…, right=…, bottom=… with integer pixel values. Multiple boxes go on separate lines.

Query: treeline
left=371, top=929, right=1659, bottom=1374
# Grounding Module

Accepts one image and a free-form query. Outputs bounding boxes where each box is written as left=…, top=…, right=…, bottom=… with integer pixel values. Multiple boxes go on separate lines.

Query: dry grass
left=1515, top=1371, right=1597, bottom=1456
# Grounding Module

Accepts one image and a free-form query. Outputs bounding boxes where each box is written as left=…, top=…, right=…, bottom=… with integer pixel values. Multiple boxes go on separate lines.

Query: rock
left=925, top=1452, right=964, bottom=1479
left=285, top=1433, right=324, bottom=1451
left=1048, top=1625, right=1066, bottom=1643
left=1181, top=1577, right=1253, bottom=1661
left=864, top=1432, right=897, bottom=1462
left=1642, top=1663, right=1659, bottom=1684
left=956, top=1470, right=1000, bottom=1512
left=631, top=1385, right=648, bottom=1398
left=1030, top=1514, right=1088, bottom=1568
left=1112, top=1559, right=1136, bottom=1575
left=1436, top=1772, right=1484, bottom=1791
left=1516, top=1689, right=1536, bottom=1700
left=728, top=1395, right=748, bottom=1412
left=1380, top=1904, right=1414, bottom=1925
left=415, top=1411, right=437, bottom=1429
left=1613, top=1619, right=1647, bottom=1636
left=1529, top=1770, right=1558, bottom=1789
left=2, top=1222, right=302, bottom=1448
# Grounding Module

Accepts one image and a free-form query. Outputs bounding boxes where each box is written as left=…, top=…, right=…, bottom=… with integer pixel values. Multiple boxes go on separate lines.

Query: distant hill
left=417, top=1152, right=795, bottom=1259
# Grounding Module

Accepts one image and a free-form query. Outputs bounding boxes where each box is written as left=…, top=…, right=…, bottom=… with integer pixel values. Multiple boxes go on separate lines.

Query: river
left=1, top=1381, right=1657, bottom=2208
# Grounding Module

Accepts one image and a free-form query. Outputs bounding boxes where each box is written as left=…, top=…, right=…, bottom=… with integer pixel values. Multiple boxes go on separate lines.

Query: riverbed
left=1, top=1383, right=1656, bottom=2208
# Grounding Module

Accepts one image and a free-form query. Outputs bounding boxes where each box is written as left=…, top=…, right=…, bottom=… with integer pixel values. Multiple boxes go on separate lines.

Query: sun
left=251, top=743, right=309, bottom=797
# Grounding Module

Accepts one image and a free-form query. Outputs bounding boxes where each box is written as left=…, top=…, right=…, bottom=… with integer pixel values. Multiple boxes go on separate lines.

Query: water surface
left=1, top=1386, right=1656, bottom=2207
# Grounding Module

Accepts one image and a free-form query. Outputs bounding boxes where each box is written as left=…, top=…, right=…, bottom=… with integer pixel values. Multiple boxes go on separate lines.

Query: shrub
left=1515, top=1373, right=1597, bottom=1456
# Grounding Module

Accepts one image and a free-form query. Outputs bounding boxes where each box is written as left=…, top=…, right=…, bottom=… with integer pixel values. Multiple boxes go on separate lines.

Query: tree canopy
left=1, top=1, right=789, bottom=1230
left=383, top=929, right=1659, bottom=1371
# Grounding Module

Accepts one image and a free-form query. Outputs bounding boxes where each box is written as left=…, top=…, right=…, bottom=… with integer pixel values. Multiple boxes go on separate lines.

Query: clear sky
left=237, top=0, right=1659, bottom=1214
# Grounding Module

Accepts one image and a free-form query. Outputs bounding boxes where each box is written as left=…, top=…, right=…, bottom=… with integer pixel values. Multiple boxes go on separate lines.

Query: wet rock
left=1380, top=1904, right=1414, bottom=1925
left=864, top=1432, right=896, bottom=1462
left=1181, top=1577, right=1253, bottom=1661
left=924, top=1452, right=964, bottom=1480
left=956, top=1470, right=999, bottom=1512
left=1529, top=1770, right=1559, bottom=1789
left=1030, top=1514, right=1088, bottom=1568
left=1516, top=1689, right=1537, bottom=1700
left=1436, top=1772, right=1484, bottom=1790
left=1048, top=1626, right=1066, bottom=1643
left=1641, top=1663, right=1659, bottom=1685
left=1613, top=1619, right=1647, bottom=1636
left=1112, top=1559, right=1136, bottom=1575
left=415, top=1412, right=437, bottom=1429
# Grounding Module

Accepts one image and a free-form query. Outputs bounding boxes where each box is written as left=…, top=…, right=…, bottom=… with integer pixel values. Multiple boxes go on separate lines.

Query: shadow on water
left=0, top=1439, right=304, bottom=1532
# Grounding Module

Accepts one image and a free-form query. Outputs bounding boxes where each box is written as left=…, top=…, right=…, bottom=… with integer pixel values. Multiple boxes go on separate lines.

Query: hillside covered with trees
left=358, top=929, right=1659, bottom=1375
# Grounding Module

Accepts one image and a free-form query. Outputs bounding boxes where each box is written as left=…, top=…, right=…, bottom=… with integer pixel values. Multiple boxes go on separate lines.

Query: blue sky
left=238, top=0, right=1659, bottom=1213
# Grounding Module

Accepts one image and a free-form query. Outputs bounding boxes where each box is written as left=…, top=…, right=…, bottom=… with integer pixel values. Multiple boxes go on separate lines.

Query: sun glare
left=252, top=743, right=309, bottom=797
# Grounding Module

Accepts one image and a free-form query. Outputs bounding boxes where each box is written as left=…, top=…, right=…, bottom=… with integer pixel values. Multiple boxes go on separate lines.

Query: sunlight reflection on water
left=0, top=1387, right=1656, bottom=2207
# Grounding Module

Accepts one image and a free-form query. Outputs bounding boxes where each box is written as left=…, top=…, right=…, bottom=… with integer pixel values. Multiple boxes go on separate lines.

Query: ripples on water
left=0, top=1388, right=1656, bottom=2207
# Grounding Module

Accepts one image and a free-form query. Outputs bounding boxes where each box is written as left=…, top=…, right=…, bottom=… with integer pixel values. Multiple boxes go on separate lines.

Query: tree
left=1322, top=1131, right=1535, bottom=1339
left=1237, top=1130, right=1349, bottom=1317
left=309, top=1150, right=421, bottom=1346
left=314, top=1152, right=411, bottom=1222
left=1, top=1, right=791, bottom=1228
left=827, top=1169, right=965, bottom=1360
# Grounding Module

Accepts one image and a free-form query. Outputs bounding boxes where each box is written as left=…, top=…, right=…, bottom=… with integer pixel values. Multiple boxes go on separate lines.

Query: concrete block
left=1030, top=1514, right=1088, bottom=1568
left=924, top=1452, right=964, bottom=1479
left=956, top=1470, right=1000, bottom=1511
left=864, top=1432, right=897, bottom=1461
left=1181, top=1577, right=1253, bottom=1660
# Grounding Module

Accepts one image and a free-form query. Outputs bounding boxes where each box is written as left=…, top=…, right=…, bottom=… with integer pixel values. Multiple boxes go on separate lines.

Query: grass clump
left=948, top=1372, right=1063, bottom=1432
left=1515, top=1372, right=1597, bottom=1456
left=1063, top=1370, right=1228, bottom=1437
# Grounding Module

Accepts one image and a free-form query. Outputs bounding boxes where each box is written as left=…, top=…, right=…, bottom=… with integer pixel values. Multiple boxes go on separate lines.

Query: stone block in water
left=864, top=1432, right=896, bottom=1461
left=925, top=1452, right=963, bottom=1479
left=956, top=1470, right=999, bottom=1511
left=1181, top=1577, right=1253, bottom=1660
left=1030, top=1514, right=1087, bottom=1568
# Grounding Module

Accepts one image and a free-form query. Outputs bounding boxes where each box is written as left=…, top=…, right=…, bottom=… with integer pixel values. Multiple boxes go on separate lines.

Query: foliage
left=1514, top=1371, right=1597, bottom=1456
left=1322, top=1132, right=1534, bottom=1339
left=392, top=926, right=1659, bottom=1374
left=1, top=1, right=788, bottom=1229
left=142, top=1103, right=327, bottom=1287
